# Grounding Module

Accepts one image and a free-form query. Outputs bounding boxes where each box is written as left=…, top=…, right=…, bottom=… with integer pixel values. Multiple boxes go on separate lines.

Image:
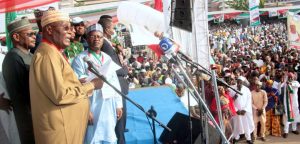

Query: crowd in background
left=124, top=18, right=300, bottom=143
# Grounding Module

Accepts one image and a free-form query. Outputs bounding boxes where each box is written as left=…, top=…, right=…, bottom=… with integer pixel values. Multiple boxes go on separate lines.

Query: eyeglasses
left=89, top=35, right=103, bottom=40
left=52, top=24, right=72, bottom=32
left=20, top=31, right=37, bottom=37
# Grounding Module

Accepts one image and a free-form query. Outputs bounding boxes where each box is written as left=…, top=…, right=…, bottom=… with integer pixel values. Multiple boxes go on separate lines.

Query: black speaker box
left=159, top=112, right=221, bottom=144
left=174, top=0, right=191, bottom=9
left=170, top=0, right=192, bottom=32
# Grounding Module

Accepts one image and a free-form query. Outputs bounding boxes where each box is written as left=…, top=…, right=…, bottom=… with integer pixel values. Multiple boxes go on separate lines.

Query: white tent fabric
left=117, top=1, right=165, bottom=33
left=127, top=23, right=159, bottom=46
left=193, top=0, right=211, bottom=69
left=163, top=0, right=210, bottom=69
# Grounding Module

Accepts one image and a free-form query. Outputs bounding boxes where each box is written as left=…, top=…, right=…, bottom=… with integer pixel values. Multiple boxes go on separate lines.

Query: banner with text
left=249, top=0, right=260, bottom=26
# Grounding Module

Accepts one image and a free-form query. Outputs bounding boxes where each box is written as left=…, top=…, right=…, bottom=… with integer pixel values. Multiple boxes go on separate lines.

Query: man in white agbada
left=231, top=76, right=254, bottom=144
left=72, top=24, right=123, bottom=144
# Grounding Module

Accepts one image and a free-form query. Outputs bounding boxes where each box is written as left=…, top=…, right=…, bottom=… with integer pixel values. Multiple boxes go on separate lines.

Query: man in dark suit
left=99, top=15, right=129, bottom=144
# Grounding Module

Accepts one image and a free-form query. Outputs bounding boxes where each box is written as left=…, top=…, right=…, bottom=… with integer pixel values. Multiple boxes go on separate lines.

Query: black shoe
left=261, top=137, right=266, bottom=142
left=292, top=130, right=299, bottom=135
left=283, top=133, right=288, bottom=138
left=246, top=140, right=253, bottom=144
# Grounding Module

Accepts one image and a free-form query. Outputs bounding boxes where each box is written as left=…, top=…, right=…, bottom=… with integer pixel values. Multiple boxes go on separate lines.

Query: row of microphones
left=157, top=35, right=242, bottom=95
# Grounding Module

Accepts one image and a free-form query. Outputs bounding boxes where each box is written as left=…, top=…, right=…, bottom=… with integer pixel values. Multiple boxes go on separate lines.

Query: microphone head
left=83, top=56, right=91, bottom=62
left=159, top=37, right=175, bottom=55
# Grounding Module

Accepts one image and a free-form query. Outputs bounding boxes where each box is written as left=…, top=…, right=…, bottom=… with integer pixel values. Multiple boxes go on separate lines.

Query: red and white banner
left=0, top=0, right=59, bottom=13
left=278, top=9, right=288, bottom=18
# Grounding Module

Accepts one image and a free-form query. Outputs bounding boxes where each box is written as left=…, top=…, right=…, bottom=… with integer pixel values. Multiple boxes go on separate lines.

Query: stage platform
left=125, top=86, right=188, bottom=144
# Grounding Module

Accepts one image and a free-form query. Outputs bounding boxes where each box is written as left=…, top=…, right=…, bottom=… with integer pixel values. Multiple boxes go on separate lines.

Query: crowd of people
left=0, top=5, right=300, bottom=144
left=124, top=19, right=300, bottom=144
left=206, top=19, right=300, bottom=143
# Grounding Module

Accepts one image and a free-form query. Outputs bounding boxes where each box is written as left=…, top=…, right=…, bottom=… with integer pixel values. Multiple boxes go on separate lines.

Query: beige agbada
left=29, top=10, right=94, bottom=144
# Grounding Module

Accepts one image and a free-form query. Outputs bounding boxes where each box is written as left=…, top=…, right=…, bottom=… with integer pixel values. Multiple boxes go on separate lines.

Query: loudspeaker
left=159, top=112, right=221, bottom=144
left=170, top=0, right=192, bottom=32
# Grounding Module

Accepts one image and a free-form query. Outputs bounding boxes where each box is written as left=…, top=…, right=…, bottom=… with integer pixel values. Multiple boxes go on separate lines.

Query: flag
left=5, top=11, right=16, bottom=50
left=213, top=14, right=224, bottom=23
left=148, top=44, right=163, bottom=59
left=154, top=0, right=163, bottom=12
left=278, top=9, right=288, bottom=19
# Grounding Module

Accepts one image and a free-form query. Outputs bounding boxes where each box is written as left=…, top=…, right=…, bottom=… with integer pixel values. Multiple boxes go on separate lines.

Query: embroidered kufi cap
left=86, top=23, right=103, bottom=34
left=41, top=10, right=70, bottom=27
left=7, top=18, right=32, bottom=34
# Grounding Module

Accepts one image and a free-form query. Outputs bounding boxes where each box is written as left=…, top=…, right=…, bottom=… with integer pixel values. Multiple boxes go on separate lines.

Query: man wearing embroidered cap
left=231, top=76, right=254, bottom=144
left=29, top=10, right=103, bottom=144
left=72, top=23, right=123, bottom=144
left=2, top=18, right=36, bottom=144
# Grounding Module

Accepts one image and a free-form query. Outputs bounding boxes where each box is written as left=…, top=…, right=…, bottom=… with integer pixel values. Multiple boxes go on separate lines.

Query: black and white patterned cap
left=86, top=23, right=103, bottom=34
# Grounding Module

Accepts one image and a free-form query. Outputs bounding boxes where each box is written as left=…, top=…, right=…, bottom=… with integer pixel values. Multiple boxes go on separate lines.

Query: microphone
left=158, top=35, right=192, bottom=62
left=83, top=56, right=101, bottom=75
left=158, top=36, right=177, bottom=59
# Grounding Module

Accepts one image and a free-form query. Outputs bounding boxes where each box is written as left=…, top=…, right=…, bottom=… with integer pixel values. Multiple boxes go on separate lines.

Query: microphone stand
left=194, top=71, right=205, bottom=144
left=87, top=66, right=171, bottom=143
left=201, top=80, right=209, bottom=144
left=148, top=106, right=157, bottom=144
left=171, top=67, right=197, bottom=144
left=170, top=54, right=229, bottom=144
left=178, top=54, right=242, bottom=95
